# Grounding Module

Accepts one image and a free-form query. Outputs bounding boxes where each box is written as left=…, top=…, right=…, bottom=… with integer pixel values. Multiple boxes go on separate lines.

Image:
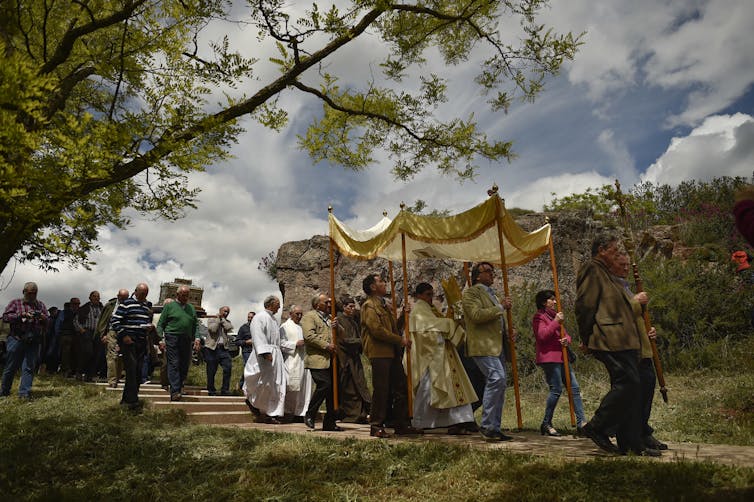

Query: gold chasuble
left=408, top=299, right=478, bottom=409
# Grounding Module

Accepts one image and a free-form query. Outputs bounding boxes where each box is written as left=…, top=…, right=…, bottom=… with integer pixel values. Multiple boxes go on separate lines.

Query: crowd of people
left=0, top=233, right=669, bottom=456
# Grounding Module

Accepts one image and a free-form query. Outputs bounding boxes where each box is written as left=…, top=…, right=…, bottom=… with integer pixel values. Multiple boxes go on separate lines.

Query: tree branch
left=38, top=0, right=146, bottom=76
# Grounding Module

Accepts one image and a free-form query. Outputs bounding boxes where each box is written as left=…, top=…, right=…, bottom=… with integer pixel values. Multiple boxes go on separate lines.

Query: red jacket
left=532, top=308, right=571, bottom=364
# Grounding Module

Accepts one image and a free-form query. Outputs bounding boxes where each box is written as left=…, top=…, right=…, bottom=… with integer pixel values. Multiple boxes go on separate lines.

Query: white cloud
left=642, top=113, right=754, bottom=185
left=506, top=171, right=615, bottom=211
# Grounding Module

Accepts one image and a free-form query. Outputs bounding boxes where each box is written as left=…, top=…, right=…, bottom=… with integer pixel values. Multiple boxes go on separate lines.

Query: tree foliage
left=544, top=176, right=752, bottom=251
left=0, top=0, right=580, bottom=272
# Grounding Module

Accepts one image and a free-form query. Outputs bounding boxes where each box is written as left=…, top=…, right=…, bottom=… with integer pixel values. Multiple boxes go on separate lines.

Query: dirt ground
left=224, top=421, right=754, bottom=467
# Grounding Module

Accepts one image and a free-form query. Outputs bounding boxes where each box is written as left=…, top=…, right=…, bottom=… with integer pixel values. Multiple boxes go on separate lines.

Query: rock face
left=274, top=211, right=677, bottom=315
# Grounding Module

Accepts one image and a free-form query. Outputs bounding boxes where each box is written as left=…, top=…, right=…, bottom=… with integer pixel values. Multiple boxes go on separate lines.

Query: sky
left=2, top=0, right=754, bottom=328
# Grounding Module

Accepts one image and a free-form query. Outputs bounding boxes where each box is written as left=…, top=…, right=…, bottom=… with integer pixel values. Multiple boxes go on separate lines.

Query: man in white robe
left=244, top=295, right=286, bottom=424
left=280, top=304, right=312, bottom=418
left=409, top=283, right=477, bottom=433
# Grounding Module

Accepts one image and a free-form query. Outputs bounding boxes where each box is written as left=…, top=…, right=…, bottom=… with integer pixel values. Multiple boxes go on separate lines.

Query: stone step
left=152, top=401, right=251, bottom=413
left=141, top=394, right=245, bottom=403
left=187, top=411, right=255, bottom=425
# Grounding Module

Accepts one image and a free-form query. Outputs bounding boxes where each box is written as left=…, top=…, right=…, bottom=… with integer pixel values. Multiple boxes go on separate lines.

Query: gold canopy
left=329, top=194, right=551, bottom=266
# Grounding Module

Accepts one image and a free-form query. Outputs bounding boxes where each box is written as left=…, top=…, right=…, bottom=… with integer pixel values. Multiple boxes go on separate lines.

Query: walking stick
left=613, top=181, right=669, bottom=403
left=400, top=230, right=414, bottom=417
left=546, top=219, right=576, bottom=426
left=492, top=188, right=523, bottom=429
left=328, top=206, right=339, bottom=410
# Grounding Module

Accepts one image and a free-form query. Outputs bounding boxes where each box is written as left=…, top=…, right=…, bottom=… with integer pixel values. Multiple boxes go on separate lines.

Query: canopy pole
left=400, top=234, right=414, bottom=418
left=463, top=261, right=471, bottom=287
left=492, top=189, right=523, bottom=430
left=328, top=206, right=339, bottom=410
left=388, top=261, right=398, bottom=318
left=546, top=218, right=576, bottom=426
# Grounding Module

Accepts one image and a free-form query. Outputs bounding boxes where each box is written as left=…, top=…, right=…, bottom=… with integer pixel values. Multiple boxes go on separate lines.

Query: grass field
left=1, top=359, right=753, bottom=501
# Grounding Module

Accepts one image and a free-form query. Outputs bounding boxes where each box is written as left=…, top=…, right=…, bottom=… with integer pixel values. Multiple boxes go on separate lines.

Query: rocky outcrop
left=274, top=211, right=679, bottom=315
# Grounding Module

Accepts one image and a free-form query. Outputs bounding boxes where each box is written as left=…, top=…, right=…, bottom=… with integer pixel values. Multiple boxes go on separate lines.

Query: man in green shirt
left=157, top=286, right=198, bottom=401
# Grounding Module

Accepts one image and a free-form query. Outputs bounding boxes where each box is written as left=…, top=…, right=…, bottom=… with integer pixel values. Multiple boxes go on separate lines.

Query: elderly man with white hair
left=244, top=295, right=286, bottom=424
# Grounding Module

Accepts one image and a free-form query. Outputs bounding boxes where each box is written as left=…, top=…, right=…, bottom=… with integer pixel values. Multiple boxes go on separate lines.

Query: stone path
left=102, top=383, right=754, bottom=468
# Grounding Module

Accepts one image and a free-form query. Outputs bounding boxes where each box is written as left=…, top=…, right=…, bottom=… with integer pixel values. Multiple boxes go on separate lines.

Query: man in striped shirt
left=111, top=283, right=153, bottom=410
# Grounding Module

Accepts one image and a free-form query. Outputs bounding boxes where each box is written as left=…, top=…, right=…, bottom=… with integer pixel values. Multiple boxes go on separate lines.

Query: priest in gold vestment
left=408, top=283, right=478, bottom=433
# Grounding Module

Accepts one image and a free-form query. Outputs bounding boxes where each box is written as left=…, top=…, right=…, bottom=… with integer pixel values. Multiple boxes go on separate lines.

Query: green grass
left=1, top=369, right=754, bottom=501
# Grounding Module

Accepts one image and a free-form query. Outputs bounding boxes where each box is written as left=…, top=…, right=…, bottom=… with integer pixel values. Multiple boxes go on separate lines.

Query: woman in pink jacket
left=533, top=289, right=586, bottom=436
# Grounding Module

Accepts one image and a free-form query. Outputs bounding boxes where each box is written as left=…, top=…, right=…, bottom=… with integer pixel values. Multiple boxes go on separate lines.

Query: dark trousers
left=77, top=332, right=94, bottom=376
left=204, top=346, right=232, bottom=393
left=165, top=334, right=192, bottom=395
left=307, top=367, right=336, bottom=427
left=60, top=334, right=76, bottom=375
left=90, top=336, right=108, bottom=378
left=591, top=349, right=642, bottom=452
left=369, top=355, right=409, bottom=429
left=239, top=350, right=251, bottom=388
left=121, top=341, right=146, bottom=406
left=639, top=358, right=656, bottom=438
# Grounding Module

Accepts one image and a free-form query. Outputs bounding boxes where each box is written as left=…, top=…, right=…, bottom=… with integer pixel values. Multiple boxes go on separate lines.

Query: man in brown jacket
left=360, top=273, right=422, bottom=438
left=575, top=234, right=657, bottom=456
left=301, top=293, right=342, bottom=431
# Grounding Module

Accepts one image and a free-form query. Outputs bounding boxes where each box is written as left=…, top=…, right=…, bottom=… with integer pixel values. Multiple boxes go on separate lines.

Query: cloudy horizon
left=2, top=0, right=754, bottom=328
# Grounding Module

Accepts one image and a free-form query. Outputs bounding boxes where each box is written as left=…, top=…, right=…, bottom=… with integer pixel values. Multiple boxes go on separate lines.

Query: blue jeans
left=540, top=362, right=586, bottom=426
left=1, top=336, right=39, bottom=397
left=472, top=354, right=507, bottom=433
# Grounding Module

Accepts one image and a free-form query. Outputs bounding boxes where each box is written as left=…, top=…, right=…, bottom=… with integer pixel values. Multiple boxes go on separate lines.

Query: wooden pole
left=400, top=231, right=414, bottom=417
left=614, top=181, right=669, bottom=403
left=327, top=206, right=339, bottom=410
left=388, top=261, right=398, bottom=318
left=546, top=221, right=576, bottom=426
left=463, top=261, right=472, bottom=287
left=492, top=189, right=522, bottom=430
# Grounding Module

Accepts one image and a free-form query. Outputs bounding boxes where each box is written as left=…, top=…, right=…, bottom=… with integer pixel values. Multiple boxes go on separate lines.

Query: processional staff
left=327, top=206, right=339, bottom=410
left=613, top=181, right=669, bottom=403
left=490, top=185, right=523, bottom=429
left=545, top=216, right=577, bottom=426
left=399, top=202, right=414, bottom=416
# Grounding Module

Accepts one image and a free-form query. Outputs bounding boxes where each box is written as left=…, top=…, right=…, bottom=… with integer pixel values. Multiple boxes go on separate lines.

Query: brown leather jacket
left=360, top=296, right=403, bottom=359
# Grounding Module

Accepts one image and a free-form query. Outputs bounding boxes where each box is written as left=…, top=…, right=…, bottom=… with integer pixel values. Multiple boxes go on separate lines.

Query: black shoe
left=304, top=416, right=315, bottom=429
left=394, top=426, right=424, bottom=436
left=323, top=424, right=344, bottom=432
left=263, top=416, right=282, bottom=425
left=170, top=393, right=182, bottom=402
left=643, top=435, right=668, bottom=451
left=207, top=391, right=217, bottom=396
left=540, top=423, right=560, bottom=437
left=370, top=426, right=390, bottom=438
left=465, top=422, right=480, bottom=433
left=581, top=422, right=619, bottom=454
left=220, top=390, right=231, bottom=396
left=244, top=399, right=260, bottom=416
left=480, top=428, right=508, bottom=442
